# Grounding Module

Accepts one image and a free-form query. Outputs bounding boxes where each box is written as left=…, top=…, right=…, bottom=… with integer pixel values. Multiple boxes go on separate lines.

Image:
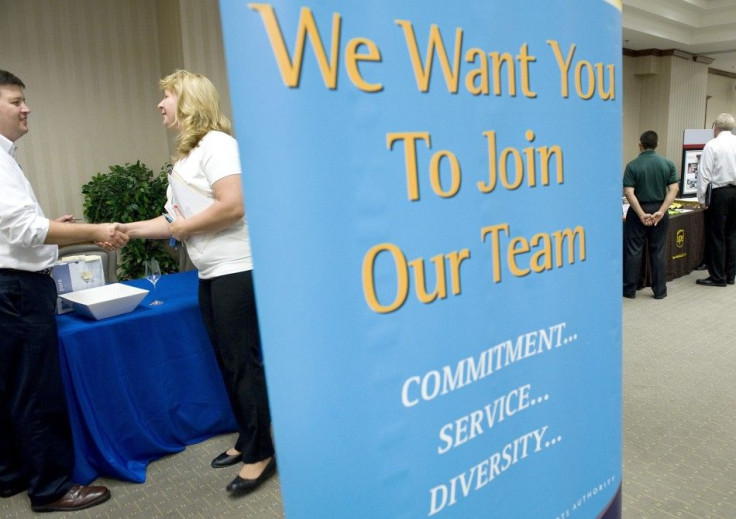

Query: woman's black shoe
left=226, top=458, right=276, bottom=494
left=211, top=451, right=242, bottom=468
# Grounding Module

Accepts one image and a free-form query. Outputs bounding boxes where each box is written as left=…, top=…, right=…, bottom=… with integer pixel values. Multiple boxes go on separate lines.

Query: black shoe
left=653, top=293, right=667, bottom=299
left=695, top=263, right=708, bottom=271
left=728, top=279, right=735, bottom=285
left=696, top=277, right=727, bottom=287
left=226, top=457, right=276, bottom=495
left=0, top=482, right=27, bottom=498
left=623, top=293, right=635, bottom=299
left=211, top=450, right=242, bottom=468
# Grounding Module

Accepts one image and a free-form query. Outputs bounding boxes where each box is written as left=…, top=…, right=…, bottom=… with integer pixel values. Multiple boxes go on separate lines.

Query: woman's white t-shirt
left=167, top=131, right=252, bottom=279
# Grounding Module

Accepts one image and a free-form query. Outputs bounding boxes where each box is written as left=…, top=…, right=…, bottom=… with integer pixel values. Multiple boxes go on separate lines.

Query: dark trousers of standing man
left=623, top=202, right=670, bottom=298
left=0, top=269, right=74, bottom=506
left=705, top=185, right=736, bottom=284
left=198, top=270, right=275, bottom=463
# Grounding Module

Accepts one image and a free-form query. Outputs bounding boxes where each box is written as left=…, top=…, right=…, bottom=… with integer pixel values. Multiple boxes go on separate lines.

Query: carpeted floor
left=622, top=269, right=736, bottom=518
left=2, top=268, right=733, bottom=518
left=0, top=432, right=283, bottom=519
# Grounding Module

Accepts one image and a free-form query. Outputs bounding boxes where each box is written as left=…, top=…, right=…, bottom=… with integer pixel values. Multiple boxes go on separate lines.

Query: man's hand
left=650, top=210, right=665, bottom=226
left=640, top=213, right=654, bottom=226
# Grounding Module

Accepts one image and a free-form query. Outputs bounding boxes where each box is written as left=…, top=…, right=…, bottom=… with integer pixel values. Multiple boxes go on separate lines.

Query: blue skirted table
left=56, top=269, right=236, bottom=484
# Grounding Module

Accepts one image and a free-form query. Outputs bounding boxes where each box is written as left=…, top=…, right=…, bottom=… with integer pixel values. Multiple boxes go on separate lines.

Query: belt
left=0, top=267, right=52, bottom=276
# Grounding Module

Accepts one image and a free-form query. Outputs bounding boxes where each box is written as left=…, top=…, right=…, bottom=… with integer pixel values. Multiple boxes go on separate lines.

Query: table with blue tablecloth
left=56, top=269, right=236, bottom=484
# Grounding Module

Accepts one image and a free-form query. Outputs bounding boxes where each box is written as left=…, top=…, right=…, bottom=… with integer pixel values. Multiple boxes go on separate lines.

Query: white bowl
left=59, top=283, right=149, bottom=320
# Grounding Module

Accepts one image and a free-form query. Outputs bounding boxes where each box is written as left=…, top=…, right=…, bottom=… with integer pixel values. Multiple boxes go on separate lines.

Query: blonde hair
left=159, top=70, right=232, bottom=158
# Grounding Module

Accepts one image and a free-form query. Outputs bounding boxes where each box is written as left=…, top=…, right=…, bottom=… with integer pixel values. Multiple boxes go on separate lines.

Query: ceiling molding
left=623, top=0, right=736, bottom=72
left=624, top=47, right=715, bottom=64
left=694, top=55, right=715, bottom=64
left=709, top=68, right=736, bottom=79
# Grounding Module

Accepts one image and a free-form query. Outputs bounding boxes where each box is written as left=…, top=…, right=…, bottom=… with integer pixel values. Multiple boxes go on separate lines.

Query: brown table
left=639, top=208, right=704, bottom=286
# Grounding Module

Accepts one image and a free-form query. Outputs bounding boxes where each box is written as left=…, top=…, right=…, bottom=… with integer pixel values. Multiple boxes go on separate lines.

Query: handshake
left=96, top=222, right=129, bottom=250
left=57, top=212, right=180, bottom=250
left=55, top=215, right=129, bottom=250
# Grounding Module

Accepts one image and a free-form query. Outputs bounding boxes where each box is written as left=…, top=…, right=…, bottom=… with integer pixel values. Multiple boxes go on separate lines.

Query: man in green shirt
left=623, top=130, right=679, bottom=299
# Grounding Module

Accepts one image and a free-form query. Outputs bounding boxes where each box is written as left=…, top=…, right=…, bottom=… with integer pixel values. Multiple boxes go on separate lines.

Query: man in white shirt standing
left=696, top=113, right=736, bottom=287
left=0, top=70, right=127, bottom=512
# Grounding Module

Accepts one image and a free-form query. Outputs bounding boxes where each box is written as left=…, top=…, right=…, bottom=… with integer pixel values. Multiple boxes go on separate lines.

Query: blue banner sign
left=220, top=1, right=622, bottom=517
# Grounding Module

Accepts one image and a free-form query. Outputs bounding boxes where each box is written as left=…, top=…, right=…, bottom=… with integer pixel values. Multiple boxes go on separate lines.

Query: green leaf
left=82, top=161, right=179, bottom=280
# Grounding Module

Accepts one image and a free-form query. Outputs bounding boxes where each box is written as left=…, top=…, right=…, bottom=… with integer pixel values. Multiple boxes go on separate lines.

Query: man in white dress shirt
left=0, top=70, right=127, bottom=512
left=696, top=113, right=736, bottom=287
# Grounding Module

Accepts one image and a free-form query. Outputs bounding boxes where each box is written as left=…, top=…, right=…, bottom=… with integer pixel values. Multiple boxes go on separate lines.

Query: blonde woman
left=119, top=70, right=275, bottom=494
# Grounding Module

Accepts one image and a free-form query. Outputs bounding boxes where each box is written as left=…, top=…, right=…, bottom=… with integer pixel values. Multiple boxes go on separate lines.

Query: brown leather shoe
left=31, top=484, right=110, bottom=512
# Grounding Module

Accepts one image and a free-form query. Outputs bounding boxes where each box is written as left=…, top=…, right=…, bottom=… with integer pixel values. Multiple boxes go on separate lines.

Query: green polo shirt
left=623, top=150, right=677, bottom=203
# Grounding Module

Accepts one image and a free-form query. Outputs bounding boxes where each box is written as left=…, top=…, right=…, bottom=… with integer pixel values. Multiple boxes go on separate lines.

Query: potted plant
left=82, top=161, right=179, bottom=280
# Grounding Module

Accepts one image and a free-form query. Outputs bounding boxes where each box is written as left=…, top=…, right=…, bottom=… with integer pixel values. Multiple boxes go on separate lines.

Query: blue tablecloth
left=56, top=269, right=236, bottom=484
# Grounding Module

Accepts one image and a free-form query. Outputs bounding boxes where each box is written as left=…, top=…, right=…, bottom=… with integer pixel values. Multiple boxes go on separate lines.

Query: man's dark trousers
left=705, top=185, right=736, bottom=284
left=623, top=202, right=669, bottom=297
left=0, top=269, right=74, bottom=505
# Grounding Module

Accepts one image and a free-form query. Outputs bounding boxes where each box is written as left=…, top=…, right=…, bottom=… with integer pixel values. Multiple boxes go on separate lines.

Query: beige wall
left=623, top=51, right=736, bottom=180
left=665, top=56, right=709, bottom=167
left=623, top=55, right=673, bottom=165
left=179, top=0, right=232, bottom=118
left=0, top=0, right=230, bottom=220
left=156, top=0, right=233, bottom=159
left=622, top=55, right=643, bottom=163
left=706, top=73, right=736, bottom=127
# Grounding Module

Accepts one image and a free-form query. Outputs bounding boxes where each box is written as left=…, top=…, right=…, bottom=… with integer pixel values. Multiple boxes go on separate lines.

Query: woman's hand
left=168, top=206, right=190, bottom=242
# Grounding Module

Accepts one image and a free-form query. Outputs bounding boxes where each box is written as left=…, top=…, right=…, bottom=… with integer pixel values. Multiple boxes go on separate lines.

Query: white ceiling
left=623, top=0, right=736, bottom=74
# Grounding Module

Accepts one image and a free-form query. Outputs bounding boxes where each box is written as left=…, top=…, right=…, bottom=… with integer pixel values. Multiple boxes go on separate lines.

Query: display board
left=219, top=2, right=623, bottom=517
left=681, top=128, right=714, bottom=198
left=681, top=149, right=702, bottom=196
